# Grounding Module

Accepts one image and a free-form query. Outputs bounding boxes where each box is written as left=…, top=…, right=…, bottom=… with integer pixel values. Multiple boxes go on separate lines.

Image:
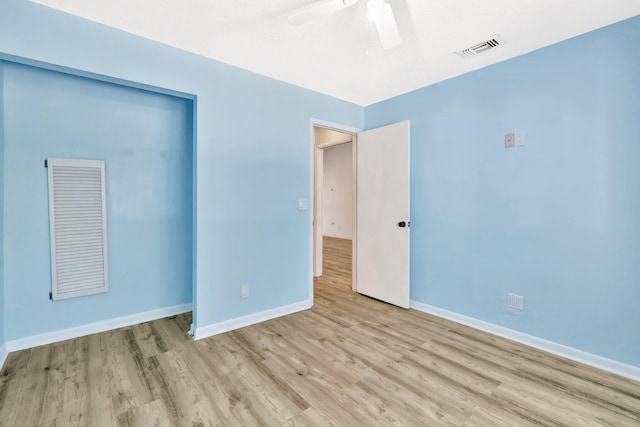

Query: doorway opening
left=310, top=119, right=410, bottom=309
left=312, top=124, right=357, bottom=299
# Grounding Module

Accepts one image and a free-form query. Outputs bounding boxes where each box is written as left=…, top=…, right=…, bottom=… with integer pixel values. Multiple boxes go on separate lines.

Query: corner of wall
left=5, top=303, right=191, bottom=354
left=0, top=342, right=7, bottom=372
left=0, top=60, right=6, bottom=366
left=194, top=300, right=311, bottom=340
left=410, top=301, right=640, bottom=383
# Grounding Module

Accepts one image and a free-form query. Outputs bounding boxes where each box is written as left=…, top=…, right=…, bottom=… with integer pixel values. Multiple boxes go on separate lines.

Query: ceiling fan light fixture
left=288, top=0, right=401, bottom=50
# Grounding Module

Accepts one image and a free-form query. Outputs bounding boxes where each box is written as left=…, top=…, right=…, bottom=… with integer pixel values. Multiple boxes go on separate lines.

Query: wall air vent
left=455, top=36, right=502, bottom=58
left=47, top=157, right=109, bottom=301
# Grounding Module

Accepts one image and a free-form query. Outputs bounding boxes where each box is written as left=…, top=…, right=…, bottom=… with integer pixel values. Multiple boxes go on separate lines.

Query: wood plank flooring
left=1, top=236, right=638, bottom=426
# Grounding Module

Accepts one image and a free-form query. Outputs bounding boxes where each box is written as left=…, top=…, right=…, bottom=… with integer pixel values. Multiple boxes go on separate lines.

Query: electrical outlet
left=507, top=293, right=524, bottom=310
left=504, top=133, right=515, bottom=148
left=241, top=285, right=249, bottom=299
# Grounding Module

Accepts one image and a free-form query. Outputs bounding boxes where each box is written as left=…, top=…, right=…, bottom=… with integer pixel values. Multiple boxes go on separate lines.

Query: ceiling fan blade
left=374, top=4, right=401, bottom=50
left=288, top=0, right=351, bottom=26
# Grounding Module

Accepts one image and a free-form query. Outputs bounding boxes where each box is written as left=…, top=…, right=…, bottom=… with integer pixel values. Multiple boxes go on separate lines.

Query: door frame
left=309, top=119, right=360, bottom=303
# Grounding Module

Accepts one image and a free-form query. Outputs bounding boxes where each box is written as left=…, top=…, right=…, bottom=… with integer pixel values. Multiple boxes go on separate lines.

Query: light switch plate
left=297, top=198, right=309, bottom=211
left=514, top=131, right=525, bottom=146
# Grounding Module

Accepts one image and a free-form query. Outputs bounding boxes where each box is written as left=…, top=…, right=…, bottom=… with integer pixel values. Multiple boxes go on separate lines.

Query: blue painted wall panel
left=3, top=63, right=193, bottom=339
left=0, top=62, right=5, bottom=345
left=192, top=72, right=363, bottom=326
left=0, top=0, right=364, bottom=337
left=365, top=16, right=640, bottom=366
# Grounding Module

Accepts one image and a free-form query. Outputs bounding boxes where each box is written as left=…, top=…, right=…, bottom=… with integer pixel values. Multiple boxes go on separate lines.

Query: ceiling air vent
left=455, top=35, right=502, bottom=58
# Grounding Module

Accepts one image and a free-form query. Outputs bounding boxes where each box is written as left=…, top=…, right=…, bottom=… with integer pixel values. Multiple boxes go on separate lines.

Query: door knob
left=398, top=221, right=406, bottom=228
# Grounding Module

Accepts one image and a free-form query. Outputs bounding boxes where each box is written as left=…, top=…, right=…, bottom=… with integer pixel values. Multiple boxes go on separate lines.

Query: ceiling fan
left=288, top=0, right=402, bottom=50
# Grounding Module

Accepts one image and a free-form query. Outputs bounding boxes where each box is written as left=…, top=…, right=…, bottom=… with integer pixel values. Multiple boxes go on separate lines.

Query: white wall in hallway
left=322, top=143, right=352, bottom=239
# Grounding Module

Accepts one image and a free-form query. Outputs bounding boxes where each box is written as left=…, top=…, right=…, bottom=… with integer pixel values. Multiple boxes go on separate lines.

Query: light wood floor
left=1, top=236, right=639, bottom=426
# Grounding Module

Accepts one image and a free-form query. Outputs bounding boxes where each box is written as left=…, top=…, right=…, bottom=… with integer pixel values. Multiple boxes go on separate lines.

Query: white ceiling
left=31, top=0, right=640, bottom=106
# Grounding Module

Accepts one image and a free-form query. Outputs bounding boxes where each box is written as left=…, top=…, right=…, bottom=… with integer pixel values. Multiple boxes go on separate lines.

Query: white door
left=356, top=121, right=410, bottom=308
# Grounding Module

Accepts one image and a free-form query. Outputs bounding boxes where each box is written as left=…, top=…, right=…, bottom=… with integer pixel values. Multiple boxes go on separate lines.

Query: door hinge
left=44, top=159, right=48, bottom=168
left=49, top=291, right=53, bottom=300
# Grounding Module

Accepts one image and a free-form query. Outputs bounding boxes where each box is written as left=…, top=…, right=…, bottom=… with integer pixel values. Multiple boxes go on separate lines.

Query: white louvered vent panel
left=455, top=35, right=502, bottom=59
left=48, top=158, right=109, bottom=300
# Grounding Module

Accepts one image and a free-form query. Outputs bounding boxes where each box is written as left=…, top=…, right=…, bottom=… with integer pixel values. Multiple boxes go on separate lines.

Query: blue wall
left=0, top=62, right=5, bottom=346
left=0, top=0, right=363, bottom=337
left=3, top=62, right=193, bottom=339
left=365, top=16, right=640, bottom=366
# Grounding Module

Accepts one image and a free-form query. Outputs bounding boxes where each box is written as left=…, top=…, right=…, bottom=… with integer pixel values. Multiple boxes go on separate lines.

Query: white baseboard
left=0, top=342, right=8, bottom=372
left=194, top=300, right=311, bottom=340
left=410, top=301, right=640, bottom=382
left=4, top=303, right=192, bottom=356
